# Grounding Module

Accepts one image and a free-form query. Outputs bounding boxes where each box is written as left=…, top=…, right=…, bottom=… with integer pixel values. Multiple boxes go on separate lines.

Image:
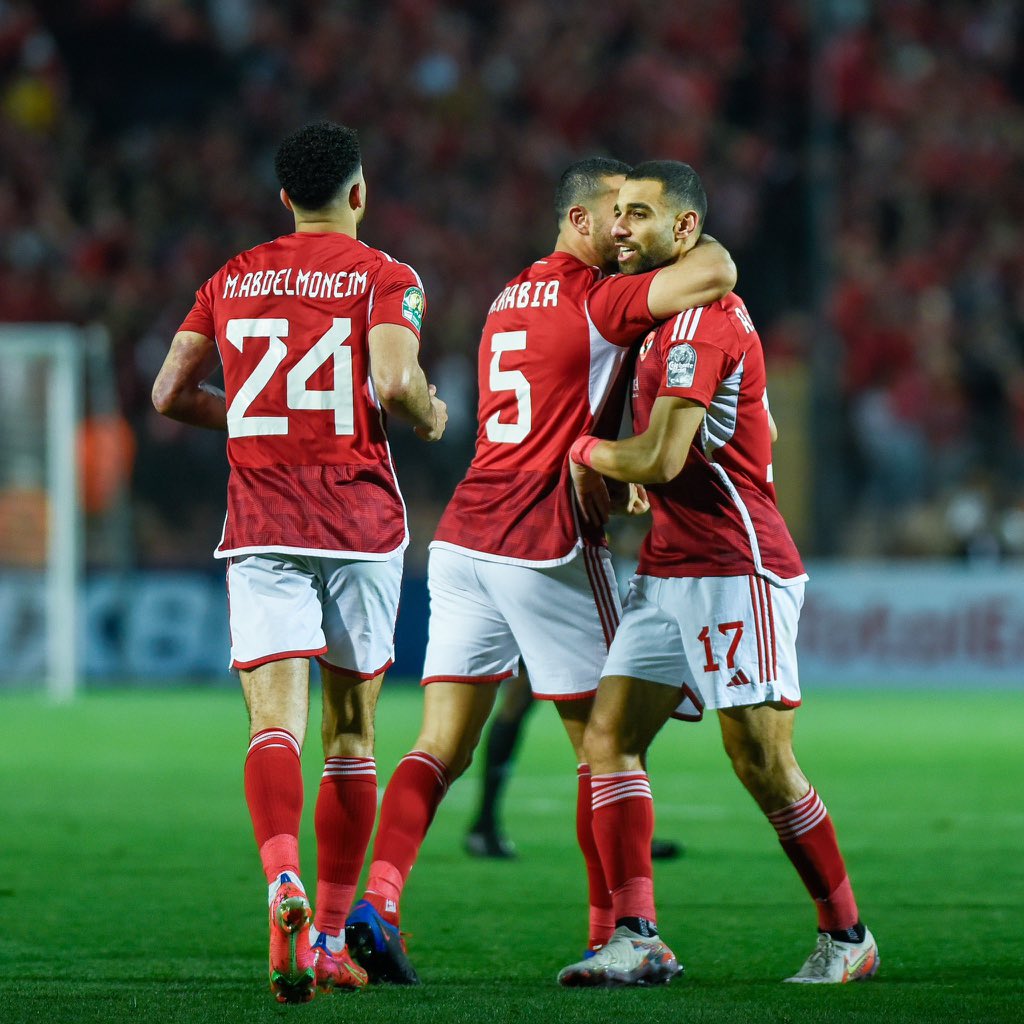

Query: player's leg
left=229, top=554, right=327, bottom=1003
left=349, top=547, right=515, bottom=982
left=497, top=548, right=621, bottom=953
left=557, top=673, right=683, bottom=987
left=348, top=678, right=500, bottom=983
left=706, top=578, right=876, bottom=983
left=362, top=678, right=500, bottom=918
left=307, top=665, right=381, bottom=993
left=718, top=702, right=878, bottom=983
left=466, top=668, right=534, bottom=858
left=304, top=555, right=399, bottom=987
left=557, top=575, right=689, bottom=987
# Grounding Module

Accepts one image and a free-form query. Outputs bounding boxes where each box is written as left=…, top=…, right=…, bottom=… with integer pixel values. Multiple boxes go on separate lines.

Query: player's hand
left=415, top=385, right=448, bottom=441
left=571, top=460, right=611, bottom=527
left=627, top=483, right=650, bottom=515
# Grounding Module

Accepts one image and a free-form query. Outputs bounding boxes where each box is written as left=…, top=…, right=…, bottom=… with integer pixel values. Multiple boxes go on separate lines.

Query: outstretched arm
left=152, top=331, right=227, bottom=429
left=646, top=236, right=737, bottom=320
left=570, top=396, right=705, bottom=523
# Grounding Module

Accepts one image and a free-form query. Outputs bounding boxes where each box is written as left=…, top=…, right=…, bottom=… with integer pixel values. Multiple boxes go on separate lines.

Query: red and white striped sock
left=767, top=786, right=859, bottom=932
left=590, top=770, right=657, bottom=925
left=244, top=729, right=303, bottom=883
left=364, top=750, right=450, bottom=927
left=576, top=764, right=614, bottom=948
left=314, top=756, right=377, bottom=936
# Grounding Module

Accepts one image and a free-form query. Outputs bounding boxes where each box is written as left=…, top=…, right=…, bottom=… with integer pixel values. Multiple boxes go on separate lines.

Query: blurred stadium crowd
left=1, top=0, right=1022, bottom=566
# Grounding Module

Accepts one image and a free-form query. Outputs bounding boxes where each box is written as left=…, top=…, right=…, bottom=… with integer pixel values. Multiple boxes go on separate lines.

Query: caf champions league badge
left=666, top=343, right=697, bottom=388
left=402, top=287, right=425, bottom=331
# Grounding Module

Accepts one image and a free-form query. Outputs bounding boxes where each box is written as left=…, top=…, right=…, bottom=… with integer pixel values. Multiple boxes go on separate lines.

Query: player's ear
left=349, top=170, right=367, bottom=214
left=674, top=210, right=699, bottom=241
left=280, top=189, right=294, bottom=212
left=567, top=204, right=590, bottom=236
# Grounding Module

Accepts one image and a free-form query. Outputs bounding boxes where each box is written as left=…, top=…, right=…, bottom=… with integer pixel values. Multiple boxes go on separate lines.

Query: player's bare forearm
left=570, top=398, right=706, bottom=486
left=646, top=236, right=738, bottom=320
left=381, top=378, right=448, bottom=441
left=152, top=331, right=227, bottom=430
left=369, top=323, right=447, bottom=440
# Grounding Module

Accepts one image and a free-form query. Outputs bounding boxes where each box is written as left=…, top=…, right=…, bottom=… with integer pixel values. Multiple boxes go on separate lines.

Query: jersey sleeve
left=584, top=272, right=657, bottom=347
left=369, top=261, right=427, bottom=341
left=656, top=310, right=737, bottom=408
left=178, top=277, right=216, bottom=337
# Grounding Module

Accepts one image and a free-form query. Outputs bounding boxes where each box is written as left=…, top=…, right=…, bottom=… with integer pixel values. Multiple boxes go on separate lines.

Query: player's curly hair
left=274, top=121, right=361, bottom=211
left=628, top=160, right=707, bottom=230
left=555, top=157, right=632, bottom=221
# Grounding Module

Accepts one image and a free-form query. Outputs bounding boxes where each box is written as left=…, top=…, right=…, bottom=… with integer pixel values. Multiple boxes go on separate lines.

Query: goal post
left=0, top=324, right=104, bottom=701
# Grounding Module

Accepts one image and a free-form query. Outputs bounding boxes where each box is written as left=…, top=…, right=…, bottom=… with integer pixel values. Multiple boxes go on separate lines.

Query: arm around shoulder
left=646, top=236, right=738, bottom=321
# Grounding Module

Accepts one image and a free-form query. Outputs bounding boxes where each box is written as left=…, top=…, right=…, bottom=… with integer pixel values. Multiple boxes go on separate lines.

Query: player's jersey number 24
left=224, top=317, right=355, bottom=438
left=485, top=330, right=531, bottom=444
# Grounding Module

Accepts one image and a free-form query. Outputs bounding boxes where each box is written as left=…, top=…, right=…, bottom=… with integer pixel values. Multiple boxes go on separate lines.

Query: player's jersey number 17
left=224, top=316, right=355, bottom=438
left=485, top=330, right=532, bottom=444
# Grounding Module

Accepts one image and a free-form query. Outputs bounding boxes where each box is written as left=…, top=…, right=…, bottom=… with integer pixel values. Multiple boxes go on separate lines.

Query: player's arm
left=368, top=323, right=447, bottom=441
left=152, top=331, right=227, bottom=430
left=646, top=236, right=737, bottom=320
left=569, top=396, right=705, bottom=523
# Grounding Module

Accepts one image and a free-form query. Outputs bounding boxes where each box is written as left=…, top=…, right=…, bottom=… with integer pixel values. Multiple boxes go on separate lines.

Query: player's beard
left=618, top=234, right=677, bottom=275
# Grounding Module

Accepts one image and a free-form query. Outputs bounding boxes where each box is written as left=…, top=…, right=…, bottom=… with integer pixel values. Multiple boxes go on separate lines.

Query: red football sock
left=590, top=771, right=657, bottom=924
left=577, top=764, right=614, bottom=947
left=767, top=787, right=860, bottom=931
left=364, top=751, right=449, bottom=927
left=244, top=729, right=303, bottom=883
left=314, top=756, right=377, bottom=936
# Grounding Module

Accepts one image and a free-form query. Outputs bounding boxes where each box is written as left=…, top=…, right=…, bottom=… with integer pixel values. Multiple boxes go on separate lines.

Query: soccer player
left=151, top=121, right=447, bottom=1003
left=344, top=158, right=736, bottom=983
left=557, top=161, right=878, bottom=987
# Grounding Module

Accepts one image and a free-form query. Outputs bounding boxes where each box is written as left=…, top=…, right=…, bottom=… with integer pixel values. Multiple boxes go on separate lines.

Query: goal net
left=0, top=324, right=120, bottom=699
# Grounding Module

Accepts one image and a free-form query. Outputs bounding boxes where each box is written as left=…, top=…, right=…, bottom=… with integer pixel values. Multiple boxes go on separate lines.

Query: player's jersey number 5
left=486, top=330, right=532, bottom=444
left=224, top=317, right=355, bottom=438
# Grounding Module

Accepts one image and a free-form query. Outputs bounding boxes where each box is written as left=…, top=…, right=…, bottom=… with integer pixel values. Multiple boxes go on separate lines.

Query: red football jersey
left=432, top=251, right=657, bottom=565
left=632, top=293, right=807, bottom=584
left=178, top=231, right=425, bottom=559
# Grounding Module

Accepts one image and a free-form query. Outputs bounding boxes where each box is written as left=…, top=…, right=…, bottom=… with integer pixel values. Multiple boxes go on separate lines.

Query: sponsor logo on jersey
left=639, top=330, right=656, bottom=360
left=402, top=287, right=425, bottom=330
left=666, top=343, right=697, bottom=388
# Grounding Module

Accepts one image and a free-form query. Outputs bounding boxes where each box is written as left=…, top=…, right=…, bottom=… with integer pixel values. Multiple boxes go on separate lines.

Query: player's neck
left=552, top=231, right=612, bottom=273
left=291, top=213, right=358, bottom=237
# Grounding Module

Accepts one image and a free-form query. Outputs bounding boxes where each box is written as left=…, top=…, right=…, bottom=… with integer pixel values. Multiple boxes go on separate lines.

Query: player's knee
left=725, top=736, right=796, bottom=801
left=581, top=718, right=630, bottom=773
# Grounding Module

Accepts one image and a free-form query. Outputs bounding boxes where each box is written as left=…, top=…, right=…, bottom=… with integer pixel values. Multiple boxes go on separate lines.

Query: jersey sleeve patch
left=401, top=287, right=425, bottom=330
left=666, top=343, right=697, bottom=388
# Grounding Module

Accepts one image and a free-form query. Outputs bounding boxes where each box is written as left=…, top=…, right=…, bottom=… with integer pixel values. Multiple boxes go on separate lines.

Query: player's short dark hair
left=274, top=121, right=362, bottom=211
left=627, top=160, right=707, bottom=230
left=555, top=157, right=632, bottom=221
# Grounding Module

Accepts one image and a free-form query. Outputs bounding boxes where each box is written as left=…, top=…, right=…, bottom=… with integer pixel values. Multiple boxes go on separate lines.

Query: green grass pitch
left=0, top=686, right=1021, bottom=1024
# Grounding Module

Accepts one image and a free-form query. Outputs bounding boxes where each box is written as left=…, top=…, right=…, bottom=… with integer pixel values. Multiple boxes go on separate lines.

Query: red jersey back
left=632, top=293, right=806, bottom=584
left=178, top=231, right=426, bottom=559
left=432, top=251, right=657, bottom=565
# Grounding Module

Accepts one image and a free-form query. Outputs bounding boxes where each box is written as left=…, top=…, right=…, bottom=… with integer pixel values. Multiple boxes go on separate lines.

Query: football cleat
left=310, top=930, right=369, bottom=993
left=345, top=899, right=421, bottom=985
left=783, top=927, right=879, bottom=984
left=557, top=925, right=683, bottom=988
left=267, top=875, right=315, bottom=1003
left=464, top=829, right=517, bottom=859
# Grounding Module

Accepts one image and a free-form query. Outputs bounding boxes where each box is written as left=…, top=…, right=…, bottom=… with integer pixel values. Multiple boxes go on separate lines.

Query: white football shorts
left=601, top=573, right=804, bottom=719
left=226, top=552, right=402, bottom=677
left=421, top=545, right=621, bottom=700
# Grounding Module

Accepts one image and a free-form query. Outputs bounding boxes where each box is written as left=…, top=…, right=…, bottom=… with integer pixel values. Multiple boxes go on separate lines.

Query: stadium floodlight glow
left=0, top=325, right=88, bottom=701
